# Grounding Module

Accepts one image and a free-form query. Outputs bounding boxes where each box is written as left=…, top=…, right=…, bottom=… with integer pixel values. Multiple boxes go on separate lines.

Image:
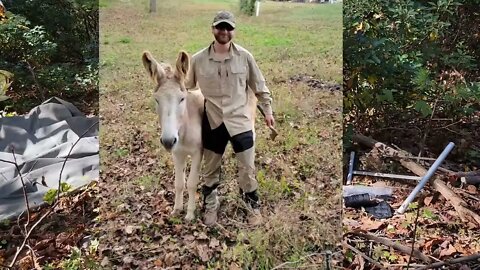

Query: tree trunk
left=149, top=0, right=156, bottom=13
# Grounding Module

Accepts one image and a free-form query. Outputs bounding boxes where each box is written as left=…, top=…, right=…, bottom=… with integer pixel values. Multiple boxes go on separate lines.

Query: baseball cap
left=212, top=10, right=236, bottom=28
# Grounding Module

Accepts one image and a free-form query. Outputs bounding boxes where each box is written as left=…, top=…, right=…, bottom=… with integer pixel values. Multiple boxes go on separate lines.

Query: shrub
left=0, top=0, right=98, bottom=114
left=343, top=0, right=480, bottom=130
left=240, top=0, right=257, bottom=16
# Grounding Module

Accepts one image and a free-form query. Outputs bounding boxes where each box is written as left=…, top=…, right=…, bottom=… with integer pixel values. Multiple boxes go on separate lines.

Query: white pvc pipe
left=353, top=171, right=422, bottom=181
left=396, top=142, right=455, bottom=214
left=256, top=1, right=260, bottom=17
left=346, top=151, right=355, bottom=185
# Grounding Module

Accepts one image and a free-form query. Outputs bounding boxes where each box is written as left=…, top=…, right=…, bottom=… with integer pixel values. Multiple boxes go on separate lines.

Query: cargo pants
left=201, top=111, right=259, bottom=210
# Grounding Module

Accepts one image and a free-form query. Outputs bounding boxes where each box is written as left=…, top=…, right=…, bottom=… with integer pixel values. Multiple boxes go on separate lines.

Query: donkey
left=142, top=50, right=204, bottom=221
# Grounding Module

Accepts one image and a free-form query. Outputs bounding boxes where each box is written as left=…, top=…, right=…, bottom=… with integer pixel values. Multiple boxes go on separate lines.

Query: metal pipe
left=353, top=170, right=422, bottom=181
left=396, top=142, right=455, bottom=214
left=346, top=151, right=355, bottom=185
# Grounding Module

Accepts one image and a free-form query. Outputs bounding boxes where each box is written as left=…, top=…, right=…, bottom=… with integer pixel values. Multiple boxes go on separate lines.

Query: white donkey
left=142, top=50, right=204, bottom=221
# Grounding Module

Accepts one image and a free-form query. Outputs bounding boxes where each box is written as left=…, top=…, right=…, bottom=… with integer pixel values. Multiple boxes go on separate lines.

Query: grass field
left=98, top=0, right=343, bottom=268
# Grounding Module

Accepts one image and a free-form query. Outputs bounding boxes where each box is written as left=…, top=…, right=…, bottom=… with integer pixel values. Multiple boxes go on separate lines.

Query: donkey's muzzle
left=160, top=137, right=177, bottom=150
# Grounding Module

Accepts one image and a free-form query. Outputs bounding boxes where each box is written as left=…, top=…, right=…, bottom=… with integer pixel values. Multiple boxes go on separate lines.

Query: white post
left=255, top=0, right=260, bottom=17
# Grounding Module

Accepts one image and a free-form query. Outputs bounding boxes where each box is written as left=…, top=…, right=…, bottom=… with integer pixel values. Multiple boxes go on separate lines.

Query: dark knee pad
left=202, top=183, right=220, bottom=197
left=243, top=190, right=260, bottom=208
left=230, top=130, right=254, bottom=153
left=202, top=113, right=229, bottom=154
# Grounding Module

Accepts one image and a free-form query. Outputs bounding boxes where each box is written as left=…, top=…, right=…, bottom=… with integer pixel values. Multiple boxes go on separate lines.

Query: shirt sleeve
left=185, top=55, right=197, bottom=90
left=246, top=53, right=273, bottom=115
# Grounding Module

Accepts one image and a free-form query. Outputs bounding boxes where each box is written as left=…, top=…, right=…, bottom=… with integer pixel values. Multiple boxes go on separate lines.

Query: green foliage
left=422, top=208, right=438, bottom=220
left=0, top=14, right=57, bottom=64
left=43, top=182, right=73, bottom=205
left=407, top=201, right=419, bottom=210
left=55, top=247, right=100, bottom=270
left=0, top=0, right=98, bottom=114
left=344, top=0, right=480, bottom=127
left=0, top=70, right=13, bottom=101
left=240, top=0, right=256, bottom=16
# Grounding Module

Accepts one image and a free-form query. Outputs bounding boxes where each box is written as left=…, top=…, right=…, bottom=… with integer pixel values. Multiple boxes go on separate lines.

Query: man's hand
left=265, top=114, right=275, bottom=128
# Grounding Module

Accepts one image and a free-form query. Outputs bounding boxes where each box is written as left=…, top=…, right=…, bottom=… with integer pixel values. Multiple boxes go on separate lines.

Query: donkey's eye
left=179, top=97, right=185, bottom=103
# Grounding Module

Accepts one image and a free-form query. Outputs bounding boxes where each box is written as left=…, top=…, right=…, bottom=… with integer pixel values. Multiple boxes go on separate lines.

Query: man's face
left=212, top=23, right=235, bottom=45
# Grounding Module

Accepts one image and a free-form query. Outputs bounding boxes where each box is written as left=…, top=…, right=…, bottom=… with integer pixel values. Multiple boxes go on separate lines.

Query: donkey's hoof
left=171, top=209, right=182, bottom=216
left=185, top=213, right=195, bottom=222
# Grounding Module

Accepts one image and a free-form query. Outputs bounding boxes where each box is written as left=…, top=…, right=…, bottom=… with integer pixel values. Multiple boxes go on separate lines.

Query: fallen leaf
left=18, top=256, right=33, bottom=270
left=440, top=240, right=450, bottom=249
left=101, top=256, right=110, bottom=267
left=209, top=238, right=220, bottom=248
left=439, top=244, right=457, bottom=258
left=55, top=232, right=77, bottom=247
left=196, top=232, right=209, bottom=240
left=196, top=244, right=210, bottom=262
left=184, top=234, right=195, bottom=242
left=125, top=225, right=139, bottom=235
left=454, top=242, right=469, bottom=254
left=123, top=255, right=133, bottom=264
left=424, top=196, right=434, bottom=206
left=423, top=238, right=443, bottom=253
left=354, top=253, right=365, bottom=270
left=33, top=239, right=54, bottom=250
left=229, top=263, right=242, bottom=270
left=343, top=218, right=361, bottom=228
left=154, top=259, right=162, bottom=267
left=359, top=217, right=384, bottom=231
left=467, top=185, right=477, bottom=194
left=172, top=224, right=183, bottom=233
left=319, top=130, right=329, bottom=138
left=164, top=252, right=175, bottom=266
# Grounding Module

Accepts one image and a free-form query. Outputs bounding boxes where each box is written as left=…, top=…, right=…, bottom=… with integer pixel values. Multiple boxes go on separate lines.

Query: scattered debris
left=342, top=133, right=480, bottom=269
left=289, top=74, right=342, bottom=92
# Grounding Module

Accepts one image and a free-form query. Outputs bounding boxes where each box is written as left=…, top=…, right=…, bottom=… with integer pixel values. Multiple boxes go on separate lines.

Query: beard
left=214, top=32, right=232, bottom=45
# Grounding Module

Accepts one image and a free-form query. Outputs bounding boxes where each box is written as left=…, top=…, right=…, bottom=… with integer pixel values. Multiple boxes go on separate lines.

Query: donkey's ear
left=142, top=51, right=166, bottom=85
left=175, top=50, right=190, bottom=84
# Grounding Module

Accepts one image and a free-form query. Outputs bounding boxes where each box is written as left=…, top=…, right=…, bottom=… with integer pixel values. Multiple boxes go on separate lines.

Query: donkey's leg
left=172, top=153, right=187, bottom=216
left=185, top=150, right=202, bottom=221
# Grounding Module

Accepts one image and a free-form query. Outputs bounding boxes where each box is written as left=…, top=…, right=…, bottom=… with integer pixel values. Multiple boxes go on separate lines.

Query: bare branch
left=415, top=253, right=480, bottom=270
left=57, top=120, right=99, bottom=202
left=407, top=199, right=422, bottom=268
left=10, top=148, right=31, bottom=228
left=24, top=60, right=45, bottom=101
left=342, top=240, right=386, bottom=269
left=8, top=201, right=59, bottom=267
left=352, top=232, right=431, bottom=263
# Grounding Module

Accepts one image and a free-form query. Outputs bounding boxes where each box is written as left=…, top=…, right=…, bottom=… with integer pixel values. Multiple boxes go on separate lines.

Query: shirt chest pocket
left=198, top=68, right=221, bottom=96
left=229, top=64, right=247, bottom=88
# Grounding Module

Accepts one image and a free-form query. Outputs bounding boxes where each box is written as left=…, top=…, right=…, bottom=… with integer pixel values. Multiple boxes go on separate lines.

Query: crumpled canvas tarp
left=0, top=97, right=99, bottom=221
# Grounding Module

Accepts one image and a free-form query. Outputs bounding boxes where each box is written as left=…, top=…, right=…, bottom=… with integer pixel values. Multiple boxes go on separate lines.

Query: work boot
left=243, top=190, right=262, bottom=226
left=202, top=186, right=219, bottom=226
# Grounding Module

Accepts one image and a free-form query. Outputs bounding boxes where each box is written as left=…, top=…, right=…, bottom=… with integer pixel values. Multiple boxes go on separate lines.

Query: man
left=185, top=10, right=275, bottom=226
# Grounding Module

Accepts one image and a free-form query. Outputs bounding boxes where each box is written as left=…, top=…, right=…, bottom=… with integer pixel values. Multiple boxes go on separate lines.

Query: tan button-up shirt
left=185, top=42, right=273, bottom=136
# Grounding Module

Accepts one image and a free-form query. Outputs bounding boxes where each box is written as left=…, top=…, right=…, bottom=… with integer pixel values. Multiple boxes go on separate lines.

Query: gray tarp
left=0, top=97, right=99, bottom=220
